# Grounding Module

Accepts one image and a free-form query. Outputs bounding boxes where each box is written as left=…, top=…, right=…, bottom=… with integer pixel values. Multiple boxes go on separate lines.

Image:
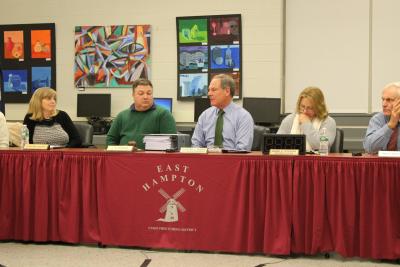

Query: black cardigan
left=23, top=110, right=82, bottom=148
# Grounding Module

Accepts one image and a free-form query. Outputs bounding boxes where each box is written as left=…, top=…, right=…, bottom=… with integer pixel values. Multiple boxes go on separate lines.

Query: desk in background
left=292, top=156, right=400, bottom=260
left=0, top=150, right=292, bottom=255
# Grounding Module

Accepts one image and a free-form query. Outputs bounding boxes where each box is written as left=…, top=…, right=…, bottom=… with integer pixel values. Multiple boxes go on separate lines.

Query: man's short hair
left=132, top=78, right=153, bottom=93
left=212, top=74, right=235, bottom=97
left=383, top=82, right=400, bottom=97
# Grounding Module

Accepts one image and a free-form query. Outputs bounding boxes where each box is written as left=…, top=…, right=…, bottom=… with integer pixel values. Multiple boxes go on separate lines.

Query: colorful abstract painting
left=31, top=30, right=51, bottom=59
left=74, top=25, right=151, bottom=88
left=3, top=31, right=24, bottom=60
left=32, top=66, right=51, bottom=91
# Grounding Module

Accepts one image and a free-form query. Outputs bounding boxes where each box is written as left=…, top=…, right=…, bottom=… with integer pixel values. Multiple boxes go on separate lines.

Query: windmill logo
left=157, top=188, right=186, bottom=222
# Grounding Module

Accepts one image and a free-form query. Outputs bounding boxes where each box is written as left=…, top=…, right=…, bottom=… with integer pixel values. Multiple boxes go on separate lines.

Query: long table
left=292, top=156, right=400, bottom=259
left=0, top=149, right=399, bottom=260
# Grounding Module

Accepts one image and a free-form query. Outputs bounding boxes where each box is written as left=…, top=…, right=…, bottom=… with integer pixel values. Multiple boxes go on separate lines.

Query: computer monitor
left=77, top=94, right=111, bottom=118
left=194, top=97, right=211, bottom=122
left=154, top=98, right=173, bottom=113
left=242, top=97, right=281, bottom=126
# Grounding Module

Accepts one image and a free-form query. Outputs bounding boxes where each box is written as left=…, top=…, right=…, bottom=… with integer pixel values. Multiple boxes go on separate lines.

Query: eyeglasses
left=300, top=105, right=314, bottom=112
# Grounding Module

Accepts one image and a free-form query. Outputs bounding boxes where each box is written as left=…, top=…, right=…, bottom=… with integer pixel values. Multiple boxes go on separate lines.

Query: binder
left=143, top=134, right=191, bottom=151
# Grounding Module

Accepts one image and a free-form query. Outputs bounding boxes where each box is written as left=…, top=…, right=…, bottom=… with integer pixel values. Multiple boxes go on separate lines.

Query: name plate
left=207, top=147, right=222, bottom=153
left=24, top=144, right=50, bottom=150
left=378, top=150, right=400, bottom=157
left=269, top=149, right=299, bottom=156
left=106, top=145, right=134, bottom=152
left=180, top=147, right=208, bottom=154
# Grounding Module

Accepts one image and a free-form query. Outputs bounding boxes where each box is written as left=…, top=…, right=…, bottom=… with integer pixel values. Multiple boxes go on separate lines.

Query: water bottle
left=319, top=127, right=329, bottom=156
left=20, top=124, right=29, bottom=149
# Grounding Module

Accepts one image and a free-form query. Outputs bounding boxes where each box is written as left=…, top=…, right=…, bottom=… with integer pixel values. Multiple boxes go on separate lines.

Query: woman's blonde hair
left=28, top=87, right=58, bottom=120
left=295, top=86, right=328, bottom=120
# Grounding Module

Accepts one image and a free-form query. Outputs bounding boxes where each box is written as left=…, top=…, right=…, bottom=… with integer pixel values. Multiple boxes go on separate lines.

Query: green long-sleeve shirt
left=106, top=105, right=177, bottom=149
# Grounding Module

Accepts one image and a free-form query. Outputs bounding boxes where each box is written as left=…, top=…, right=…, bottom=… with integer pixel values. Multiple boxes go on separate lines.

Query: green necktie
left=214, top=109, right=224, bottom=147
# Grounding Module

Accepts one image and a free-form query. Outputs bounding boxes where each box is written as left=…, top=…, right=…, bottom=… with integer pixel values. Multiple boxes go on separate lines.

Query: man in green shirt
left=106, top=78, right=177, bottom=149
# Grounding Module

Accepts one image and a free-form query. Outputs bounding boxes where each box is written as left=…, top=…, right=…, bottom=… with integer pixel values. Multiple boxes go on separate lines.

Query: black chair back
left=252, top=125, right=269, bottom=151
left=330, top=128, right=344, bottom=153
left=74, top=122, right=94, bottom=147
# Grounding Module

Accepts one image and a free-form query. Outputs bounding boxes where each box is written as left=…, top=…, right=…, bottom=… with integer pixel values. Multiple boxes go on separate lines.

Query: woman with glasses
left=277, top=86, right=336, bottom=151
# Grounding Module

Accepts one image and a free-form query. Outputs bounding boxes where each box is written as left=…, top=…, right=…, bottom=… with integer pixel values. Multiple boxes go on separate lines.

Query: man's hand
left=388, top=98, right=400, bottom=129
left=128, top=140, right=137, bottom=147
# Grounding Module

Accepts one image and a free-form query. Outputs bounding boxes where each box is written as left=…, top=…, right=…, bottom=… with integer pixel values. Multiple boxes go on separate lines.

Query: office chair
left=252, top=125, right=270, bottom=151
left=330, top=128, right=344, bottom=153
left=0, top=100, right=5, bottom=115
left=74, top=122, right=94, bottom=147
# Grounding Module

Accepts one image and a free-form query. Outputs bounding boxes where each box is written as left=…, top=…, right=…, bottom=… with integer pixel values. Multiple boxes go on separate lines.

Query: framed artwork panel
left=31, top=29, right=52, bottom=59
left=179, top=73, right=208, bottom=97
left=0, top=23, right=56, bottom=103
left=3, top=30, right=24, bottom=60
left=209, top=16, right=241, bottom=44
left=210, top=45, right=240, bottom=70
left=32, top=66, right=51, bottom=91
left=179, top=45, right=208, bottom=71
left=74, top=25, right=151, bottom=88
left=177, top=18, right=208, bottom=44
left=176, top=14, right=242, bottom=100
left=2, top=69, right=28, bottom=93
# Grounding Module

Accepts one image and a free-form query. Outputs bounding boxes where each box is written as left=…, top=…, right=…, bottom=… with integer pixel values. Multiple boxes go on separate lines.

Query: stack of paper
left=143, top=134, right=175, bottom=151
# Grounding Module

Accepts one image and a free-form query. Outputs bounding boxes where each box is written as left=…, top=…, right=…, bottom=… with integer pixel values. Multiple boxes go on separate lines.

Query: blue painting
left=32, top=66, right=51, bottom=91
left=2, top=69, right=28, bottom=93
left=179, top=73, right=208, bottom=97
left=210, top=45, right=240, bottom=70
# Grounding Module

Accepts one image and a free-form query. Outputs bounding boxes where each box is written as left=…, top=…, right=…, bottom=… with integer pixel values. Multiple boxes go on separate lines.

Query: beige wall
left=285, top=0, right=400, bottom=114
left=0, top=0, right=284, bottom=121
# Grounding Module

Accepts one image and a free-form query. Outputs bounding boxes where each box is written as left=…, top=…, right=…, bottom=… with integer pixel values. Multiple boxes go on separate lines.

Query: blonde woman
left=277, top=87, right=336, bottom=151
left=0, top=111, right=9, bottom=147
left=23, top=87, right=81, bottom=147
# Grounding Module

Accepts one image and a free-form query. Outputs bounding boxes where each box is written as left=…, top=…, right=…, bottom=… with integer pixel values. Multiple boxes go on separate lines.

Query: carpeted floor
left=0, top=242, right=398, bottom=267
